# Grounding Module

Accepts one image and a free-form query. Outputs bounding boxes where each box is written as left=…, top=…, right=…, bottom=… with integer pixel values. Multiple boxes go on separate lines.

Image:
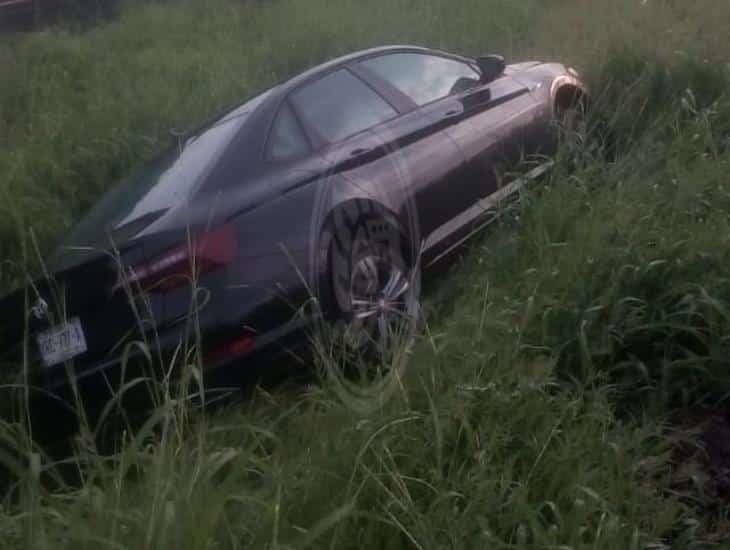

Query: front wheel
left=555, top=93, right=588, bottom=154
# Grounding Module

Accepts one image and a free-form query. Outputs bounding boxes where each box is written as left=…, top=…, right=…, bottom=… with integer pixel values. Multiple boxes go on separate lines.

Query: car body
left=0, top=0, right=36, bottom=21
left=0, top=45, right=587, bottom=412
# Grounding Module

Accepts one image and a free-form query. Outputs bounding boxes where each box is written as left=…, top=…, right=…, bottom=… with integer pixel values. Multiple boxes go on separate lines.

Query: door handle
left=349, top=147, right=372, bottom=156
left=440, top=109, right=461, bottom=121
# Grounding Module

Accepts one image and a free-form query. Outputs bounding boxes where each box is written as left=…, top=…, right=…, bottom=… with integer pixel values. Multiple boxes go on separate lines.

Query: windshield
left=54, top=89, right=272, bottom=261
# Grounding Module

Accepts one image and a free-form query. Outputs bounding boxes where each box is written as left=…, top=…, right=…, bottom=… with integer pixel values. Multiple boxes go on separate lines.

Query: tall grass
left=1, top=0, right=730, bottom=547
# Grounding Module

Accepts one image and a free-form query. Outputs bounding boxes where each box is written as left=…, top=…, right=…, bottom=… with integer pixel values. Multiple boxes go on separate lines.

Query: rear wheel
left=329, top=214, right=420, bottom=361
left=315, top=207, right=421, bottom=410
left=345, top=230, right=414, bottom=353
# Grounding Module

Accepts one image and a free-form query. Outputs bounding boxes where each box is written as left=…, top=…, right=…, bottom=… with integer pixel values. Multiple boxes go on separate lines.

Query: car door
left=441, top=73, right=539, bottom=197
left=355, top=52, right=491, bottom=225
left=357, top=52, right=539, bottom=212
left=288, top=67, right=467, bottom=243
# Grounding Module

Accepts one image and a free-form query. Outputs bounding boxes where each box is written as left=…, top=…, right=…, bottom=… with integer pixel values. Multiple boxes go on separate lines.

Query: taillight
left=117, top=224, right=236, bottom=293
left=204, top=332, right=256, bottom=365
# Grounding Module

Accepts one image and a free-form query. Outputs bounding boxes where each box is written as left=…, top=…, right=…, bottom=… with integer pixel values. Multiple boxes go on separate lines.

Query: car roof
left=204, top=44, right=477, bottom=139
left=199, top=45, right=480, bottom=189
left=279, top=44, right=468, bottom=93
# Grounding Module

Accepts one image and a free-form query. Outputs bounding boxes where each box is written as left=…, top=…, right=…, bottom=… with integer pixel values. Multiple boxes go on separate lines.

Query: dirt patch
left=670, top=407, right=730, bottom=541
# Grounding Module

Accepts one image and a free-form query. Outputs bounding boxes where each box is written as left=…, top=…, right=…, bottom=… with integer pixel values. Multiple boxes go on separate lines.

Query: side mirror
left=476, top=55, right=506, bottom=83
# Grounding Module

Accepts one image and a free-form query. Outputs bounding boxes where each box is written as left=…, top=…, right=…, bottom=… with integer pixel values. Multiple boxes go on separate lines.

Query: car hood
left=506, top=61, right=543, bottom=73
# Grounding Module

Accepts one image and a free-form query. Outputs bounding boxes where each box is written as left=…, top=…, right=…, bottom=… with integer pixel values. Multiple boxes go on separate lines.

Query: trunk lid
left=0, top=238, right=167, bottom=386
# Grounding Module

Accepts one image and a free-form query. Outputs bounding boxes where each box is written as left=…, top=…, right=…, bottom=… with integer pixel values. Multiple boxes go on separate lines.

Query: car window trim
left=352, top=47, right=480, bottom=72
left=355, top=51, right=482, bottom=110
left=260, top=47, right=490, bottom=162
left=348, top=63, right=418, bottom=113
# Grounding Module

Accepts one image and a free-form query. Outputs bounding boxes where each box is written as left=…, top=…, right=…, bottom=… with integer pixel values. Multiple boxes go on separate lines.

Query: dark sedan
left=0, top=45, right=587, bottom=411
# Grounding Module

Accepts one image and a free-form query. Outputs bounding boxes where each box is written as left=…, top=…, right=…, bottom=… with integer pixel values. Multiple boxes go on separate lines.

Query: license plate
left=37, top=317, right=88, bottom=368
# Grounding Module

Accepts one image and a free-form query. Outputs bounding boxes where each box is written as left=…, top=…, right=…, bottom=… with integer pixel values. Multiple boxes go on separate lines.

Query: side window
left=359, top=53, right=480, bottom=107
left=291, top=69, right=397, bottom=144
left=268, top=102, right=311, bottom=161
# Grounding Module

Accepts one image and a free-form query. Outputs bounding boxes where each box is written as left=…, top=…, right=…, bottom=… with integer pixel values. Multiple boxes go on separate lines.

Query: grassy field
left=1, top=0, right=730, bottom=548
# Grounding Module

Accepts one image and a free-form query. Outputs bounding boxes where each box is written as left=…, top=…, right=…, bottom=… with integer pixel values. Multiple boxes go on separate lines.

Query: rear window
left=268, top=102, right=311, bottom=160
left=57, top=90, right=272, bottom=255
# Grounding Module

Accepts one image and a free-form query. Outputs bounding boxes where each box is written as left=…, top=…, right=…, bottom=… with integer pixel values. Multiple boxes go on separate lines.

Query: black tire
left=319, top=203, right=420, bottom=363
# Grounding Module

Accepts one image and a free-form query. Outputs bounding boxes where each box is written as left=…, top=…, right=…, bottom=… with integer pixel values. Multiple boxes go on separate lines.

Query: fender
left=550, top=73, right=589, bottom=117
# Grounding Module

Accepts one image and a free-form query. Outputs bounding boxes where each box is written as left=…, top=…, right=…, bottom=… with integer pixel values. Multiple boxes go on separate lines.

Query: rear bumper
left=19, top=312, right=310, bottom=439
left=1, top=270, right=312, bottom=434
left=41, top=310, right=311, bottom=396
